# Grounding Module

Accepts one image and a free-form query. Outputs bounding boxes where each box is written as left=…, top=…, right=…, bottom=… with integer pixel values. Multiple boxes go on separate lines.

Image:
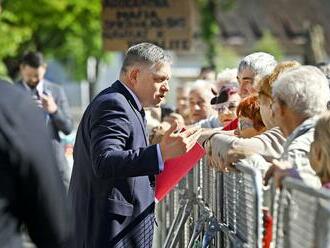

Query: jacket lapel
left=112, top=81, right=148, bottom=146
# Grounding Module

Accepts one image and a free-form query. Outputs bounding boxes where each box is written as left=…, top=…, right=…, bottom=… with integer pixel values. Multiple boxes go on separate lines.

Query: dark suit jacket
left=16, top=79, right=73, bottom=187
left=0, top=80, right=72, bottom=248
left=16, top=79, right=73, bottom=140
left=69, top=81, right=160, bottom=247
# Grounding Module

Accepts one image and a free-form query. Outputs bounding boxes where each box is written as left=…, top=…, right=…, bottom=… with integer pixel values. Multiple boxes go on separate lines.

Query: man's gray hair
left=238, top=52, right=277, bottom=77
left=121, top=43, right=171, bottom=73
left=272, top=65, right=330, bottom=118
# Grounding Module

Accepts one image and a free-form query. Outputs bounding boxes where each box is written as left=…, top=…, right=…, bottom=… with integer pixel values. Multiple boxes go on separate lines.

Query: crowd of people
left=1, top=41, right=330, bottom=248
left=146, top=51, right=330, bottom=246
left=149, top=53, right=330, bottom=192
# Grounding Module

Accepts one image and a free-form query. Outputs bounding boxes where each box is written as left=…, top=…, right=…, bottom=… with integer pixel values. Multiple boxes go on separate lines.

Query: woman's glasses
left=212, top=101, right=238, bottom=113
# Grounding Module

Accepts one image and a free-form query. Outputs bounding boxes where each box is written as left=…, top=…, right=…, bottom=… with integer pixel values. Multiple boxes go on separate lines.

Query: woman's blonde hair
left=313, top=111, right=330, bottom=183
left=258, top=60, right=301, bottom=101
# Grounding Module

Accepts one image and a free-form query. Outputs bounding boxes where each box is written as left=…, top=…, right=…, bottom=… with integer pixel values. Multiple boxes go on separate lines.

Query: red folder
left=155, top=143, right=205, bottom=202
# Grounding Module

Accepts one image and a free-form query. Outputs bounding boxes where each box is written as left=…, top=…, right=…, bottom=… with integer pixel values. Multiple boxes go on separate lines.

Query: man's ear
left=279, top=102, right=287, bottom=117
left=127, top=67, right=139, bottom=86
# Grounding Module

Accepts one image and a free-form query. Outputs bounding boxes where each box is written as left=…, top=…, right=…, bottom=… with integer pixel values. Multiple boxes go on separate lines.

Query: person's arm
left=49, top=87, right=73, bottom=135
left=208, top=127, right=285, bottom=164
left=90, top=97, right=160, bottom=179
left=208, top=133, right=240, bottom=162
left=90, top=96, right=201, bottom=179
left=4, top=92, right=72, bottom=248
left=231, top=127, right=285, bottom=161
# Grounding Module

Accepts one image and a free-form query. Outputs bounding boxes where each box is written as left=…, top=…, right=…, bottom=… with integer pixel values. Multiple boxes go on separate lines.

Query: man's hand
left=197, top=128, right=223, bottom=146
left=221, top=148, right=255, bottom=172
left=264, top=160, right=291, bottom=188
left=41, top=93, right=58, bottom=114
left=160, top=121, right=201, bottom=161
left=149, top=122, right=171, bottom=145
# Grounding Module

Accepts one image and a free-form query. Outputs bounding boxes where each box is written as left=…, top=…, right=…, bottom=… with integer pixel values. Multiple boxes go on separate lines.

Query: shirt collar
left=22, top=79, right=44, bottom=95
left=284, top=116, right=318, bottom=150
left=119, top=80, right=142, bottom=111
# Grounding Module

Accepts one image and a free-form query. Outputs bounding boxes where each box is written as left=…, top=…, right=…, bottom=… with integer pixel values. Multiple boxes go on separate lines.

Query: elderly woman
left=264, top=66, right=330, bottom=188
left=202, top=61, right=300, bottom=171
left=236, top=95, right=266, bottom=138
left=210, top=85, right=241, bottom=127
left=188, top=80, right=217, bottom=125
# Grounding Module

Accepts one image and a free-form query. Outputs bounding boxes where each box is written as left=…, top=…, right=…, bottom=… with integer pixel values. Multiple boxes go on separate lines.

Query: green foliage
left=218, top=0, right=236, bottom=11
left=0, top=0, right=108, bottom=80
left=216, top=45, right=240, bottom=71
left=253, top=30, right=284, bottom=61
left=196, top=0, right=219, bottom=70
left=196, top=0, right=237, bottom=72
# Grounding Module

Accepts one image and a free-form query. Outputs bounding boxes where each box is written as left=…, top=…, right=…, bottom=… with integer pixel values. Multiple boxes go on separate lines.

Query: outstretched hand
left=160, top=121, right=201, bottom=161
left=264, top=159, right=291, bottom=188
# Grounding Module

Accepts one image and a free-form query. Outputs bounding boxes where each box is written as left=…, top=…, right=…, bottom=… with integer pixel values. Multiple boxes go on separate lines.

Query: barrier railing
left=155, top=157, right=330, bottom=248
left=275, top=178, right=330, bottom=248
left=315, top=201, right=330, bottom=247
left=221, top=161, right=264, bottom=248
left=155, top=156, right=264, bottom=248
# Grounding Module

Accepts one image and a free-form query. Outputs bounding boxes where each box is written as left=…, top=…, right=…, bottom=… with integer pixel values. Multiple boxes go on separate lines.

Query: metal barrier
left=275, top=178, right=330, bottom=248
left=155, top=156, right=264, bottom=248
left=155, top=154, right=330, bottom=248
left=220, top=161, right=264, bottom=248
left=316, top=200, right=330, bottom=247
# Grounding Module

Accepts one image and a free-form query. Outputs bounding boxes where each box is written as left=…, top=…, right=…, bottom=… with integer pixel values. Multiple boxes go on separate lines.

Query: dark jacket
left=69, top=81, right=160, bottom=247
left=0, top=80, right=72, bottom=248
left=16, top=79, right=73, bottom=188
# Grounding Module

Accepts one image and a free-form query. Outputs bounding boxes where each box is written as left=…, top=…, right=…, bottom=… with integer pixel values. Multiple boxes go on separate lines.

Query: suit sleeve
left=0, top=92, right=72, bottom=247
left=49, top=86, right=73, bottom=135
left=90, top=96, right=160, bottom=179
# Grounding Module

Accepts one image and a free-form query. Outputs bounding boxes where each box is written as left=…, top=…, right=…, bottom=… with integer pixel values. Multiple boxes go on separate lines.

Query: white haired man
left=265, top=65, right=330, bottom=188
left=216, top=52, right=277, bottom=131
left=237, top=52, right=277, bottom=97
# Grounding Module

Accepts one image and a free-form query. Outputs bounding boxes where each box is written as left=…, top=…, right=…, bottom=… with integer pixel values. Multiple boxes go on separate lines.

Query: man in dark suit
left=69, top=43, right=201, bottom=247
left=16, top=51, right=73, bottom=188
left=0, top=80, right=72, bottom=247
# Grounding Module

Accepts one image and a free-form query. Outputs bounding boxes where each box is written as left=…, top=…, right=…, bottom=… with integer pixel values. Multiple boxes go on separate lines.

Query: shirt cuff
left=156, top=144, right=164, bottom=172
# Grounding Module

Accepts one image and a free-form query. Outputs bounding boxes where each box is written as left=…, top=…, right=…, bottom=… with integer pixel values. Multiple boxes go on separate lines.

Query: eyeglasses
left=212, top=101, right=238, bottom=113
left=238, top=118, right=254, bottom=130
